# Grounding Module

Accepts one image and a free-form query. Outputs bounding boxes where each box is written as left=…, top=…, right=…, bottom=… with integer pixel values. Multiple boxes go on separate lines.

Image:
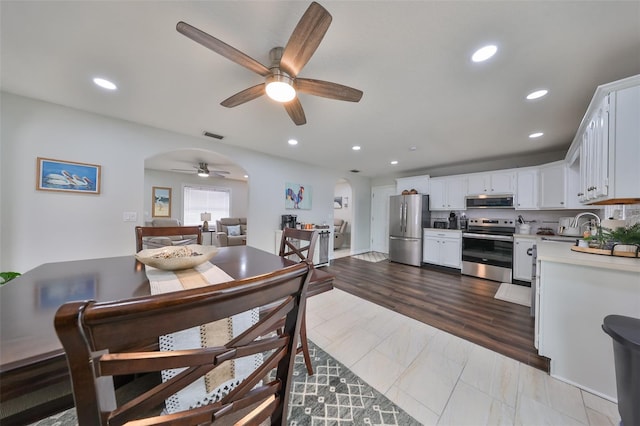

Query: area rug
left=351, top=252, right=388, bottom=263
left=30, top=341, right=419, bottom=426
left=494, top=282, right=531, bottom=307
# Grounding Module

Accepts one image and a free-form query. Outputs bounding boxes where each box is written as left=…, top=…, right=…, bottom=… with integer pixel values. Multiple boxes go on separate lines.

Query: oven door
left=462, top=233, right=514, bottom=269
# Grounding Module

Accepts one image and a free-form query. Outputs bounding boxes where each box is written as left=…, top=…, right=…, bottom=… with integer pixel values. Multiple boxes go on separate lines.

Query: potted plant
left=585, top=223, right=640, bottom=254
left=0, top=272, right=21, bottom=285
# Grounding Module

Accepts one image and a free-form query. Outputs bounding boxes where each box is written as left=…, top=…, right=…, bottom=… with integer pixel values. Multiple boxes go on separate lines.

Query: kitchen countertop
left=513, top=233, right=579, bottom=242
left=424, top=228, right=462, bottom=233
left=537, top=240, right=640, bottom=273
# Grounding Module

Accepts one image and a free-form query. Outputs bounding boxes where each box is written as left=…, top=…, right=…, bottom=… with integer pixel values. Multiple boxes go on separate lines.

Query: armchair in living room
left=215, top=217, right=247, bottom=247
left=333, top=219, right=348, bottom=249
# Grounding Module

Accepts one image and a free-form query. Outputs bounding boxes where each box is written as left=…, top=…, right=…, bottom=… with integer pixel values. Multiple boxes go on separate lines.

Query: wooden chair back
left=54, top=261, right=312, bottom=426
left=278, top=228, right=318, bottom=263
left=135, top=226, right=202, bottom=252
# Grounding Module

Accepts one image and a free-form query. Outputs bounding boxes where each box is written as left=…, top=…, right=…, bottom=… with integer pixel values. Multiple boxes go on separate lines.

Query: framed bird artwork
left=285, top=182, right=312, bottom=210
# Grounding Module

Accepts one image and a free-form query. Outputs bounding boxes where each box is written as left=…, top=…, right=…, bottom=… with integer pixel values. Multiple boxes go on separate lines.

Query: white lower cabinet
left=423, top=229, right=461, bottom=269
left=513, top=236, right=535, bottom=282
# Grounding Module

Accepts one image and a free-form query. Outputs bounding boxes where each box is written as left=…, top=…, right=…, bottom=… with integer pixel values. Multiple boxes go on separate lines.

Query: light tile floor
left=332, top=247, right=351, bottom=259
left=306, top=288, right=621, bottom=426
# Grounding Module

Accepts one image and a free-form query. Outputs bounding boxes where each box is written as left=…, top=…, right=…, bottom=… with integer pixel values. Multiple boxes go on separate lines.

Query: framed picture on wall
left=285, top=183, right=312, bottom=210
left=334, top=196, right=343, bottom=209
left=36, top=157, right=101, bottom=194
left=152, top=186, right=172, bottom=217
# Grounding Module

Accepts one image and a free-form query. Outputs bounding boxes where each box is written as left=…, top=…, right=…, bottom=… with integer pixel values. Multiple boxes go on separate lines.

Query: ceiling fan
left=176, top=1, right=363, bottom=125
left=171, top=162, right=230, bottom=178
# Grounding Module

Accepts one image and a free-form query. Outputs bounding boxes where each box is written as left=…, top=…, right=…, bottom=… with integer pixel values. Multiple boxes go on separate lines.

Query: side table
left=203, top=229, right=216, bottom=246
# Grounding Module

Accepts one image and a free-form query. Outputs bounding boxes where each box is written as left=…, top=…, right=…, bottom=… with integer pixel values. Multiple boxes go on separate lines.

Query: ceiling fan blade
left=210, top=170, right=230, bottom=174
left=280, top=2, right=332, bottom=77
left=221, top=83, right=266, bottom=108
left=296, top=78, right=363, bottom=102
left=284, top=98, right=307, bottom=125
left=176, top=21, right=270, bottom=77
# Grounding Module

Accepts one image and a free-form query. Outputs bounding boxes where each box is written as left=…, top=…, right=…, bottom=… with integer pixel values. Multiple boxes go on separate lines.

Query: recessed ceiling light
left=471, top=45, right=497, bottom=62
left=352, top=145, right=361, bottom=151
left=390, top=160, right=398, bottom=165
left=409, top=146, right=417, bottom=151
left=527, top=89, right=548, bottom=100
left=529, top=132, right=544, bottom=139
left=244, top=174, right=249, bottom=179
left=288, top=139, right=298, bottom=146
left=93, top=77, right=117, bottom=90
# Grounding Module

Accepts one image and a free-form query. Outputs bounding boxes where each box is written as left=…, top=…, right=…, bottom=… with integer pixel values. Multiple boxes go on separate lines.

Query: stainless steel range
left=462, top=218, right=515, bottom=283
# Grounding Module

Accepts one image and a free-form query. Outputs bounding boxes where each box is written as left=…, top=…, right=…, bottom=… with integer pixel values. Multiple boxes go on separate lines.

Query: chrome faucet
left=571, top=212, right=601, bottom=229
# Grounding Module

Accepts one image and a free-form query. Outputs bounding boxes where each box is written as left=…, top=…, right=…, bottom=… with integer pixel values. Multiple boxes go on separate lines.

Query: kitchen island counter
left=537, top=239, right=640, bottom=273
left=536, top=240, right=640, bottom=402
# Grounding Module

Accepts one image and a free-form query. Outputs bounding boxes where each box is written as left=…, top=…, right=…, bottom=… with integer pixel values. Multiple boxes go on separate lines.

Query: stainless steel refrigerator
left=389, top=194, right=430, bottom=266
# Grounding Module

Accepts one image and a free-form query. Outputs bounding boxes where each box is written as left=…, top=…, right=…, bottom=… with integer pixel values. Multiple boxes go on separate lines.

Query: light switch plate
left=122, top=212, right=137, bottom=222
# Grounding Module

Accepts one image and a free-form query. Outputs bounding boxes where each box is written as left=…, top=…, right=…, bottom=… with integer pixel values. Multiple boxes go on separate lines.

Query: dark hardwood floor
left=324, top=256, right=550, bottom=372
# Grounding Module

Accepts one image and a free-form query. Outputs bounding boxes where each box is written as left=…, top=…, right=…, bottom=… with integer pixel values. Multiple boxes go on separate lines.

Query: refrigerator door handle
left=390, top=236, right=420, bottom=241
left=402, top=202, right=407, bottom=233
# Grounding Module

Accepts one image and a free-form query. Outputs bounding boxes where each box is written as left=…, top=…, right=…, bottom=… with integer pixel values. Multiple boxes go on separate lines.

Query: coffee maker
left=281, top=214, right=298, bottom=230
left=448, top=212, right=458, bottom=229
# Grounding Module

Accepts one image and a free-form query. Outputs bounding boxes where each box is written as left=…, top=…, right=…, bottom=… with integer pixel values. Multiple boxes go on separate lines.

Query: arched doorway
left=143, top=149, right=248, bottom=245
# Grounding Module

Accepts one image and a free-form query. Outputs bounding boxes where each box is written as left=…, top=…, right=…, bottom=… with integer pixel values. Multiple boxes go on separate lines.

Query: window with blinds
left=183, top=185, right=230, bottom=226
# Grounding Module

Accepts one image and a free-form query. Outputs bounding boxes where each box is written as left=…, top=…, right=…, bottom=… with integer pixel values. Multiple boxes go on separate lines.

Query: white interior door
left=371, top=185, right=396, bottom=253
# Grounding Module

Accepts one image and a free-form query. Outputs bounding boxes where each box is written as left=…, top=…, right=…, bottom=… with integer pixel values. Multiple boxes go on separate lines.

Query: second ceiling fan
left=176, top=1, right=363, bottom=125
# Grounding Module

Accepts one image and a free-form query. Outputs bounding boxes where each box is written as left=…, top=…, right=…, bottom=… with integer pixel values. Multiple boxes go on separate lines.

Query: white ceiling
left=2, top=1, right=639, bottom=181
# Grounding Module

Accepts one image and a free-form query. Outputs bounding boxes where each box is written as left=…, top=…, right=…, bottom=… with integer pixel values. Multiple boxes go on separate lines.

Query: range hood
left=466, top=194, right=514, bottom=209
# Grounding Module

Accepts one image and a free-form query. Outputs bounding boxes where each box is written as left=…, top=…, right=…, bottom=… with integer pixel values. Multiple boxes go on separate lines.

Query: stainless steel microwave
left=465, top=195, right=514, bottom=209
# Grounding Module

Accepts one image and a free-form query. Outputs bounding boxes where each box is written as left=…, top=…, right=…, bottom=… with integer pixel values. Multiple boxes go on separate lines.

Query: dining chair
left=135, top=225, right=202, bottom=252
left=54, top=261, right=312, bottom=426
left=277, top=228, right=334, bottom=376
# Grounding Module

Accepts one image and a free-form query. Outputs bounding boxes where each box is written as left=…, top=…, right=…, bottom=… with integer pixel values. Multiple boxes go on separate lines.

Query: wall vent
left=203, top=131, right=224, bottom=140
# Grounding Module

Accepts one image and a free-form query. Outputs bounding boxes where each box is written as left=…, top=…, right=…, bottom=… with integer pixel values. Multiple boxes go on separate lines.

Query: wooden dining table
left=0, top=245, right=332, bottom=425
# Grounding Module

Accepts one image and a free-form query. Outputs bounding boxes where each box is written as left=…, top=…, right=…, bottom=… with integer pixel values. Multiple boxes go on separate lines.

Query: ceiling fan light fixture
left=266, top=74, right=296, bottom=103
left=197, top=162, right=210, bottom=177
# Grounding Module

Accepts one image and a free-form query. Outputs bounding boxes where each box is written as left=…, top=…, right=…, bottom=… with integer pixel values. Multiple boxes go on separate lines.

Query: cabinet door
left=466, top=174, right=488, bottom=195
left=539, top=163, right=566, bottom=208
left=593, top=98, right=609, bottom=199
left=422, top=237, right=440, bottom=264
left=447, top=177, right=467, bottom=209
left=489, top=172, right=514, bottom=194
left=513, top=238, right=535, bottom=282
left=396, top=176, right=430, bottom=195
left=429, top=179, right=447, bottom=210
left=516, top=170, right=538, bottom=209
left=440, top=238, right=462, bottom=269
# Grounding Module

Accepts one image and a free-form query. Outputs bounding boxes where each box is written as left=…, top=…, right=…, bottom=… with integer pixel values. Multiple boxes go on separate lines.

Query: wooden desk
left=0, top=246, right=329, bottom=425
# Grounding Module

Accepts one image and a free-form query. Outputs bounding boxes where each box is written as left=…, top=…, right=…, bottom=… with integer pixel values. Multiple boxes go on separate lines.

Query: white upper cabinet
left=566, top=75, right=640, bottom=205
left=539, top=161, right=567, bottom=209
left=466, top=171, right=514, bottom=195
left=396, top=175, right=430, bottom=195
left=429, top=176, right=467, bottom=210
left=515, top=169, right=538, bottom=210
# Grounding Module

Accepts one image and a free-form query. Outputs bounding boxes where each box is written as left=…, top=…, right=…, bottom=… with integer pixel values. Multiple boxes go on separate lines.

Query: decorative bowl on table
left=135, top=244, right=218, bottom=271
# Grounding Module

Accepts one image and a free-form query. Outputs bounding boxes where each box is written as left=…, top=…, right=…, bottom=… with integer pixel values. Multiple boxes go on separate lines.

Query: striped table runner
left=146, top=262, right=261, bottom=413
